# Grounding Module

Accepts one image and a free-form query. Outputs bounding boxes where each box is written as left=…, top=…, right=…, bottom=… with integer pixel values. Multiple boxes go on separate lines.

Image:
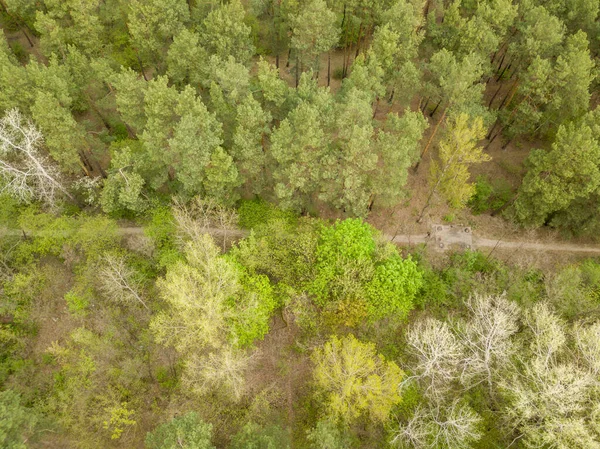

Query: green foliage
left=310, top=219, right=421, bottom=324
left=0, top=390, right=38, bottom=449
left=229, top=268, right=278, bottom=347
left=64, top=288, right=91, bottom=315
left=312, top=334, right=403, bottom=424
left=238, top=199, right=296, bottom=229
left=468, top=175, right=512, bottom=215
left=365, top=254, right=422, bottom=321
left=514, top=118, right=600, bottom=230
left=306, top=419, right=353, bottom=449
left=311, top=218, right=377, bottom=306
left=230, top=422, right=290, bottom=449
left=144, top=206, right=182, bottom=268
left=145, top=412, right=215, bottom=449
left=429, top=113, right=490, bottom=210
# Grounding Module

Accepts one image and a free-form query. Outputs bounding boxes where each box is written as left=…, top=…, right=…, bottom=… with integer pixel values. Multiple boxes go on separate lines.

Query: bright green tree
left=310, top=218, right=421, bottom=324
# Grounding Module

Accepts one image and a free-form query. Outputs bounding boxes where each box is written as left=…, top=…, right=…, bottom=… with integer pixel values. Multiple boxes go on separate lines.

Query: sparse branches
left=0, top=109, right=72, bottom=207
left=184, top=347, right=251, bottom=401
left=460, top=293, right=520, bottom=389
left=97, top=254, right=148, bottom=310
left=405, top=318, right=464, bottom=399
left=172, top=196, right=239, bottom=250
left=392, top=401, right=482, bottom=449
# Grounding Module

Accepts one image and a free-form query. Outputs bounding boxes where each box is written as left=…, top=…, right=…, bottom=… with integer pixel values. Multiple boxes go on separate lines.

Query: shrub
left=468, top=176, right=513, bottom=215
left=238, top=198, right=296, bottom=229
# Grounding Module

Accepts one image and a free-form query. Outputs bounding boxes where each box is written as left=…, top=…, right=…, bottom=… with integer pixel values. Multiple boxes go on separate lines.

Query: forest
left=1, top=0, right=600, bottom=447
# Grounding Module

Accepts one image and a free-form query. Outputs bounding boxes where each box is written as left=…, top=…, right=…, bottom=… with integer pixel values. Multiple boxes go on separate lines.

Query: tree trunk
left=496, top=61, right=511, bottom=81
left=498, top=79, right=519, bottom=111
left=295, top=55, right=299, bottom=87
left=415, top=109, right=447, bottom=172
left=484, top=129, right=500, bottom=149
left=429, top=99, right=442, bottom=117
left=496, top=51, right=507, bottom=74
left=327, top=52, right=331, bottom=87
left=486, top=119, right=499, bottom=140
left=286, top=47, right=292, bottom=68
left=355, top=23, right=363, bottom=58
left=0, top=0, right=34, bottom=47
left=136, top=53, right=148, bottom=81
left=488, top=84, right=502, bottom=108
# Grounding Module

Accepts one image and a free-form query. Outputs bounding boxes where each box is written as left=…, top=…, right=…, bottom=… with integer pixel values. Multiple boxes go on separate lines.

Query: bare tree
left=392, top=401, right=482, bottom=449
left=0, top=109, right=73, bottom=206
left=405, top=318, right=464, bottom=400
left=574, top=322, right=600, bottom=375
left=500, top=304, right=599, bottom=449
left=523, top=302, right=566, bottom=368
left=97, top=253, right=149, bottom=310
left=460, top=293, right=520, bottom=390
left=172, top=196, right=239, bottom=250
left=184, top=347, right=251, bottom=401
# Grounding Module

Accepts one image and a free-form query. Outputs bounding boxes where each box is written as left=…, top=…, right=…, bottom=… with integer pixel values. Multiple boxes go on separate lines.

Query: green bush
left=9, top=41, right=28, bottom=63
left=64, top=288, right=91, bottom=315
left=145, top=412, right=214, bottom=449
left=144, top=206, right=183, bottom=268
left=468, top=176, right=513, bottom=215
left=238, top=199, right=296, bottom=229
left=332, top=67, right=344, bottom=80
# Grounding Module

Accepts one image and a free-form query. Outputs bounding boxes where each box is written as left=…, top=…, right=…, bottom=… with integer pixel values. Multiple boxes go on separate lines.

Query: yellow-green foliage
left=312, top=334, right=403, bottom=423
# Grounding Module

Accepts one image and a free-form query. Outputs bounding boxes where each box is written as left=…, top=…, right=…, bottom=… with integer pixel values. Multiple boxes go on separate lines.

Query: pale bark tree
left=0, top=109, right=73, bottom=207
left=97, top=254, right=148, bottom=310
left=171, top=197, right=239, bottom=250
left=405, top=318, right=465, bottom=399
left=184, top=347, right=251, bottom=401
left=392, top=401, right=482, bottom=449
left=501, top=303, right=600, bottom=449
left=574, top=322, right=600, bottom=375
left=460, top=293, right=520, bottom=389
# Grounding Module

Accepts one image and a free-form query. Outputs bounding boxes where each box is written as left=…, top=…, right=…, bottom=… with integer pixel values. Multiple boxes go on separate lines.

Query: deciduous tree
left=0, top=109, right=73, bottom=206
left=312, top=334, right=403, bottom=423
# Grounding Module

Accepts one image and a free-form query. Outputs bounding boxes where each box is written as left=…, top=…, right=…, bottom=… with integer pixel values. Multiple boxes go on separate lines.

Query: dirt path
left=3, top=226, right=600, bottom=255
left=389, top=234, right=600, bottom=254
